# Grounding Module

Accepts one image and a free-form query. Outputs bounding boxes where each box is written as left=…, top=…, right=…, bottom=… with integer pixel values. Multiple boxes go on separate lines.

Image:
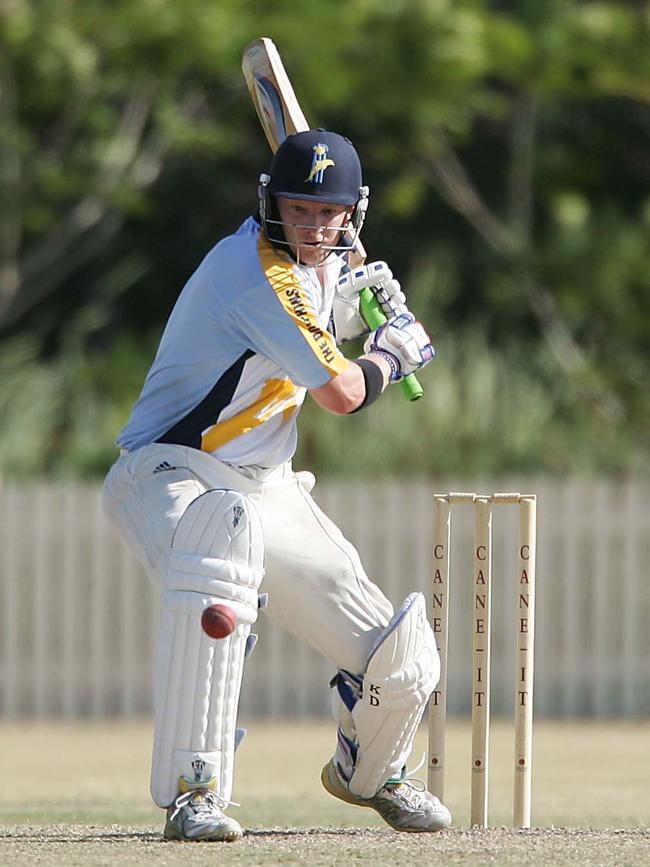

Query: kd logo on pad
left=368, top=684, right=381, bottom=707
left=232, top=505, right=244, bottom=529
left=305, top=143, right=335, bottom=184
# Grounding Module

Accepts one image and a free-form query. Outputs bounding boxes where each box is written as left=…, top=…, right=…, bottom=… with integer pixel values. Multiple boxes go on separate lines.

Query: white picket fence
left=0, top=477, right=648, bottom=719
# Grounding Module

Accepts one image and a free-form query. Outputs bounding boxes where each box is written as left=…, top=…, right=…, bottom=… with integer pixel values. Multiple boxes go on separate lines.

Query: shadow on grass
left=244, top=827, right=391, bottom=837
left=0, top=828, right=161, bottom=843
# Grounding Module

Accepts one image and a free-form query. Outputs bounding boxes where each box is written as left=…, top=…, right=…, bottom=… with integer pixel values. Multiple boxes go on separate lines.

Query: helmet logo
left=305, top=143, right=335, bottom=184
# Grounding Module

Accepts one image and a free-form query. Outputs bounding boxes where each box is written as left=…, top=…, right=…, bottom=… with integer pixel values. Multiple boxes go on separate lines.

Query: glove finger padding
left=336, top=262, right=409, bottom=328
left=336, top=261, right=393, bottom=300
left=364, top=313, right=435, bottom=381
left=375, top=279, right=408, bottom=318
left=337, top=262, right=409, bottom=321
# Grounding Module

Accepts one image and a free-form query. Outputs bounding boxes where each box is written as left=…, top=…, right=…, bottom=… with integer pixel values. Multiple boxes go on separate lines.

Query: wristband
left=350, top=359, right=386, bottom=413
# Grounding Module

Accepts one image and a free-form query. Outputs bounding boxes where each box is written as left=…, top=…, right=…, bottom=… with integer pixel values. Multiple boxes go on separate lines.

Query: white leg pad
left=151, top=489, right=264, bottom=807
left=332, top=592, right=440, bottom=798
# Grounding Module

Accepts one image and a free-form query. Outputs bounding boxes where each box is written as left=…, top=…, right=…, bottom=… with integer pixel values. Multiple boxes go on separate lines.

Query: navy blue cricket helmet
left=268, top=130, right=364, bottom=205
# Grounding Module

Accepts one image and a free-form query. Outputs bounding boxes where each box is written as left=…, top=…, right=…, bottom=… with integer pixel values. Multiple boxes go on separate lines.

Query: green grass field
left=1, top=719, right=648, bottom=865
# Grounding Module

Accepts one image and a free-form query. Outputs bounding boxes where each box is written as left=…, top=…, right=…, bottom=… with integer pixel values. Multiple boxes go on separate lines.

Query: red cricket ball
left=201, top=603, right=237, bottom=639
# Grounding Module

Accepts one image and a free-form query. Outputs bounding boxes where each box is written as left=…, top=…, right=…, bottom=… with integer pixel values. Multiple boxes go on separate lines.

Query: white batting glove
left=363, top=313, right=435, bottom=382
left=337, top=261, right=409, bottom=320
left=331, top=293, right=366, bottom=343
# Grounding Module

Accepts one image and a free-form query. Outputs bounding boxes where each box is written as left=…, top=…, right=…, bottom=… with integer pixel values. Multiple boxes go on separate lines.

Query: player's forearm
left=309, top=355, right=390, bottom=415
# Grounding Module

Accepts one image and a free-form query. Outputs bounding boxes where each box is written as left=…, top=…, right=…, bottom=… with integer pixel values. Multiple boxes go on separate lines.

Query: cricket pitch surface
left=2, top=720, right=648, bottom=866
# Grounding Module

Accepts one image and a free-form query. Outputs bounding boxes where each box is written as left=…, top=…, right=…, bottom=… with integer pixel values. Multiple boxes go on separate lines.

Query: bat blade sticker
left=254, top=76, right=287, bottom=141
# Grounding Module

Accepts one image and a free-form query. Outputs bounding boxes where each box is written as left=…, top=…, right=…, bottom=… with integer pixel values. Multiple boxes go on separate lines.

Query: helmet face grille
left=269, top=130, right=363, bottom=205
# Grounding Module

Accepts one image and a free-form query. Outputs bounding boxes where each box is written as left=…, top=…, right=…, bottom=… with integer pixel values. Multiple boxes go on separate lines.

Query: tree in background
left=0, top=0, right=648, bottom=476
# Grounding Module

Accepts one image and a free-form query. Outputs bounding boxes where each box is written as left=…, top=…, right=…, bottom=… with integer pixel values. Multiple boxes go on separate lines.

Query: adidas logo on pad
left=153, top=461, right=178, bottom=474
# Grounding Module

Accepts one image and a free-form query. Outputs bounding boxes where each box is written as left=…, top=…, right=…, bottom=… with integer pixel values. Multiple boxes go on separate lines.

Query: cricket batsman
left=103, top=130, right=451, bottom=841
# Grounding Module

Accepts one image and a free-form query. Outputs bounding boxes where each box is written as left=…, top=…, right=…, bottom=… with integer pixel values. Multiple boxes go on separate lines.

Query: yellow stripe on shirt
left=258, top=235, right=348, bottom=378
left=201, top=377, right=299, bottom=453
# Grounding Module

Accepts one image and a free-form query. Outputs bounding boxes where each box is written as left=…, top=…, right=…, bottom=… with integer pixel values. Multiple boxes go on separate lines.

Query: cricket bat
left=242, top=37, right=423, bottom=401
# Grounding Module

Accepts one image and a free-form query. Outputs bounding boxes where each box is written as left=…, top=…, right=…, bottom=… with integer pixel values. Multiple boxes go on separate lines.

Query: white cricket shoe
left=321, top=759, right=452, bottom=833
left=163, top=776, right=242, bottom=842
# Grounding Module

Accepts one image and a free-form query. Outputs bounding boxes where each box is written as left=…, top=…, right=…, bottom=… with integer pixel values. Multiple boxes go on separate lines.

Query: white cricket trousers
left=103, top=442, right=393, bottom=676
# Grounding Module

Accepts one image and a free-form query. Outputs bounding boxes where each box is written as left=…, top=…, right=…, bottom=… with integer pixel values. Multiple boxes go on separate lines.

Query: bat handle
left=359, top=288, right=424, bottom=402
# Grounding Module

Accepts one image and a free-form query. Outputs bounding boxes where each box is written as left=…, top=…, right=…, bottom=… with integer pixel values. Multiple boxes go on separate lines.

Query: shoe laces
left=170, top=787, right=239, bottom=822
left=381, top=753, right=429, bottom=810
